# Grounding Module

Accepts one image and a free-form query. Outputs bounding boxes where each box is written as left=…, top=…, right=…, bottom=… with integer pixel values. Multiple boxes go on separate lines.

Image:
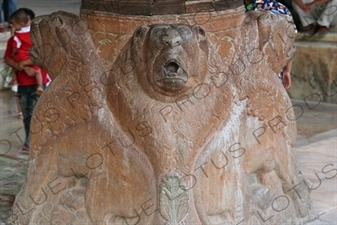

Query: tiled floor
left=291, top=99, right=337, bottom=224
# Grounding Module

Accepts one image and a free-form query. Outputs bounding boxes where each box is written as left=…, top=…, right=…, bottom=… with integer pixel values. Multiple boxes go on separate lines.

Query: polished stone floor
left=0, top=87, right=336, bottom=224
left=17, top=0, right=81, bottom=17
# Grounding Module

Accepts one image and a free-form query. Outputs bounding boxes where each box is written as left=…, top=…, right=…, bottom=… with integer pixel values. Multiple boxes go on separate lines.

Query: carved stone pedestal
left=10, top=1, right=312, bottom=224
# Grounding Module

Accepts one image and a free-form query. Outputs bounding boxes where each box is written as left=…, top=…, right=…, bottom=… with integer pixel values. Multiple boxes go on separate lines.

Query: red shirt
left=12, top=26, right=32, bottom=62
left=4, top=35, right=48, bottom=86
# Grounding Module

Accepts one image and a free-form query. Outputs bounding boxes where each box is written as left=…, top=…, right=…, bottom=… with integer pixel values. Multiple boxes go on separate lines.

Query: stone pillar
left=80, top=0, right=244, bottom=70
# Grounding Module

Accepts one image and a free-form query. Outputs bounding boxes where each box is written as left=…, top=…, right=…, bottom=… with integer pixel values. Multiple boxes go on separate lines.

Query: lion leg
left=242, top=143, right=310, bottom=219
left=272, top=154, right=311, bottom=218
left=11, top=151, right=57, bottom=224
left=254, top=145, right=311, bottom=218
left=84, top=172, right=111, bottom=225
left=84, top=171, right=149, bottom=225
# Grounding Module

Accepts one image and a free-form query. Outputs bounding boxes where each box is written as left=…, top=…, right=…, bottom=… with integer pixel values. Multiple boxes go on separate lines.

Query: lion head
left=114, top=24, right=223, bottom=102
left=105, top=23, right=232, bottom=176
left=28, top=12, right=103, bottom=150
left=29, top=11, right=91, bottom=80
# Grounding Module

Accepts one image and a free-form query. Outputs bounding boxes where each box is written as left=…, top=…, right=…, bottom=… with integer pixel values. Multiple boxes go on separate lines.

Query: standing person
left=3, top=0, right=17, bottom=23
left=4, top=8, right=48, bottom=153
left=244, top=0, right=296, bottom=89
left=292, top=0, right=337, bottom=37
left=8, top=8, right=44, bottom=95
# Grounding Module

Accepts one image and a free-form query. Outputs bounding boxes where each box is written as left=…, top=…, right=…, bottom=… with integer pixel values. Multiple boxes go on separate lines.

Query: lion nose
left=162, top=29, right=181, bottom=47
left=50, top=16, right=63, bottom=27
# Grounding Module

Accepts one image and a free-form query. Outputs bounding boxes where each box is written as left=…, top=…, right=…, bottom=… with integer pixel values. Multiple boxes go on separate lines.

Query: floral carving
left=160, top=172, right=189, bottom=225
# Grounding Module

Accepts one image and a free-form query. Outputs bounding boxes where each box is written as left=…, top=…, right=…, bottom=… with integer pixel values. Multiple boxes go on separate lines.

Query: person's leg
left=3, top=0, right=8, bottom=22
left=316, top=0, right=337, bottom=27
left=331, top=15, right=337, bottom=26
left=34, top=70, right=44, bottom=95
left=35, top=71, right=43, bottom=87
left=0, top=3, right=2, bottom=24
left=17, top=85, right=39, bottom=149
left=3, top=0, right=17, bottom=22
left=8, top=71, right=18, bottom=86
left=292, top=3, right=315, bottom=27
left=313, top=0, right=337, bottom=36
left=15, top=96, right=22, bottom=119
left=17, top=86, right=30, bottom=148
left=9, top=0, right=16, bottom=20
left=26, top=85, right=39, bottom=148
left=0, top=2, right=5, bottom=32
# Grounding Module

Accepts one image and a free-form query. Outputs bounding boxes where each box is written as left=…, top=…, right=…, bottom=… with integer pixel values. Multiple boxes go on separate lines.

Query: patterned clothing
left=245, top=0, right=297, bottom=33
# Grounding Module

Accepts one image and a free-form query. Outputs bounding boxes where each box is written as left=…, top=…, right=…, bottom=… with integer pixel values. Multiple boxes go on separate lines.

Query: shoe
left=18, top=112, right=23, bottom=120
left=305, top=24, right=318, bottom=36
left=315, top=26, right=329, bottom=37
left=35, top=87, right=44, bottom=96
left=21, top=146, right=29, bottom=154
left=0, top=24, right=6, bottom=32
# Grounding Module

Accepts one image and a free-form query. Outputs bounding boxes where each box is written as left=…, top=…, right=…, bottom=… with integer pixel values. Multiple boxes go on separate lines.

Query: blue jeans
left=3, top=0, right=17, bottom=22
left=0, top=3, right=3, bottom=23
left=17, top=85, right=40, bottom=148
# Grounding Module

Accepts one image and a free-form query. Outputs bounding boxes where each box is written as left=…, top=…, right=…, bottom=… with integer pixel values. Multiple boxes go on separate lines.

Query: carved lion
left=10, top=11, right=311, bottom=225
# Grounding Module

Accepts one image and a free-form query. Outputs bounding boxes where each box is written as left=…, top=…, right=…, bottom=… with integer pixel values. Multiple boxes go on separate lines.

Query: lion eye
left=177, top=26, right=192, bottom=38
left=135, top=28, right=142, bottom=38
left=179, top=27, right=188, bottom=33
left=154, top=28, right=164, bottom=36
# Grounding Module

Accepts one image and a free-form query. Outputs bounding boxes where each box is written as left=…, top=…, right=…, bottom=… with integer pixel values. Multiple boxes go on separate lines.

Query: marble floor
left=0, top=88, right=336, bottom=224
left=293, top=99, right=337, bottom=225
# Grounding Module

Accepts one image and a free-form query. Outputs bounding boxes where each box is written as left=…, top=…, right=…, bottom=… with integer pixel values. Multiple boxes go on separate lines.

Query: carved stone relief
left=9, top=9, right=311, bottom=225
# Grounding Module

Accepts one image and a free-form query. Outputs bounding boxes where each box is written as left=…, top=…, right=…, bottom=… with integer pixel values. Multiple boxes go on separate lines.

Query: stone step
left=307, top=129, right=337, bottom=144
left=296, top=31, right=337, bottom=43
left=289, top=36, right=337, bottom=103
left=297, top=129, right=337, bottom=148
left=296, top=125, right=337, bottom=150
left=295, top=40, right=337, bottom=48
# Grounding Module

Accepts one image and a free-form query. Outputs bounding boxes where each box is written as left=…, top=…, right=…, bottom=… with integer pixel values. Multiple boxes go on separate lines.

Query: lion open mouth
left=165, top=61, right=179, bottom=75
left=155, top=60, right=188, bottom=92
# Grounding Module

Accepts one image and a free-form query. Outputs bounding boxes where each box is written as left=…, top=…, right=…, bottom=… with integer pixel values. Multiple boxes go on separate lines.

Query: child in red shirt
left=8, top=9, right=43, bottom=95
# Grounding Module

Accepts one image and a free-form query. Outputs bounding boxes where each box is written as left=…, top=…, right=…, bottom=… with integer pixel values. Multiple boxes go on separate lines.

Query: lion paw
left=59, top=187, right=86, bottom=211
left=289, top=174, right=312, bottom=217
left=29, top=187, right=90, bottom=225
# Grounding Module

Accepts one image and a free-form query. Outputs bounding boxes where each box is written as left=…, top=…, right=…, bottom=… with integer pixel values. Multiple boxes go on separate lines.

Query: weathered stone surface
left=10, top=9, right=312, bottom=225
left=80, top=0, right=242, bottom=15
left=185, top=1, right=215, bottom=14
left=80, top=7, right=244, bottom=71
